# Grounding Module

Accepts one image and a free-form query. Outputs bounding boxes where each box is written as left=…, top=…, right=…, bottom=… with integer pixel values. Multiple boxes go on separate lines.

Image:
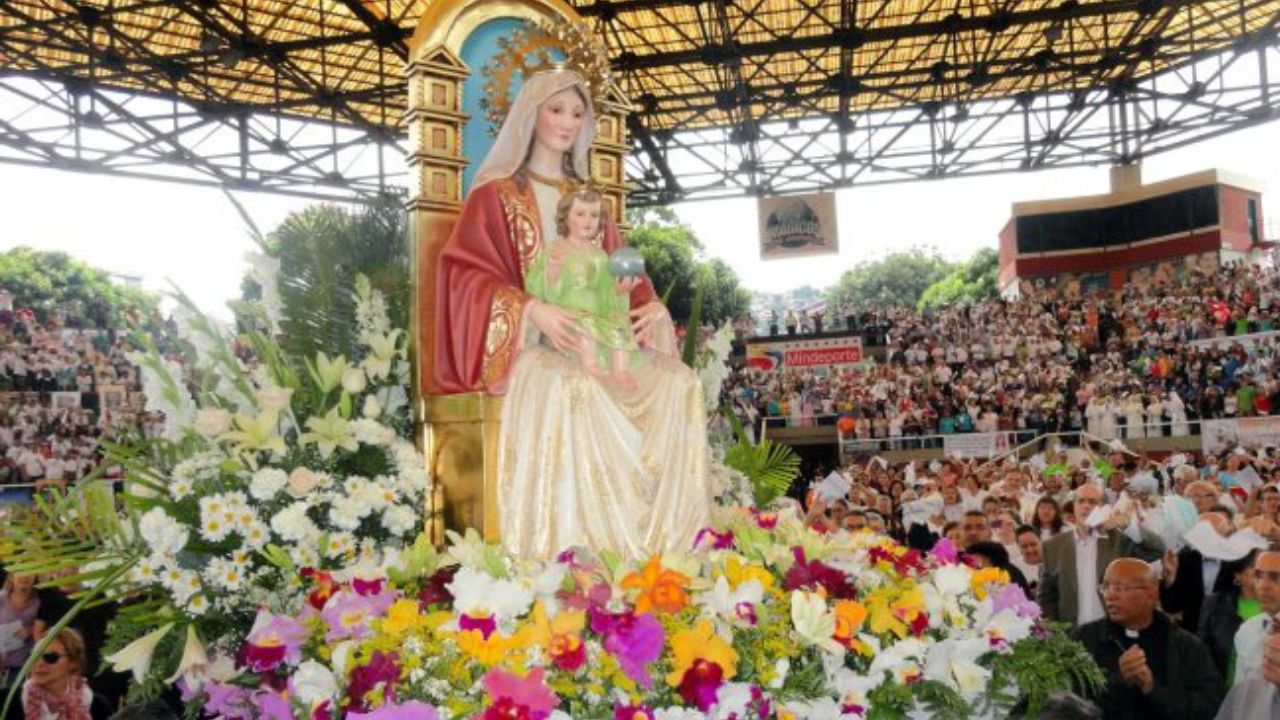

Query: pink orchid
left=477, top=667, right=558, bottom=720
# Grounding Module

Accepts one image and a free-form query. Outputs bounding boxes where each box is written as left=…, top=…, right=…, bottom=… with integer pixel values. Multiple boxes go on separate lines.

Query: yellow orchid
left=722, top=555, right=775, bottom=592
left=666, top=619, right=739, bottom=686
left=970, top=567, right=1010, bottom=600
left=454, top=627, right=521, bottom=666
left=379, top=599, right=426, bottom=636
left=867, top=585, right=925, bottom=639
left=621, top=556, right=691, bottom=614
left=517, top=601, right=587, bottom=670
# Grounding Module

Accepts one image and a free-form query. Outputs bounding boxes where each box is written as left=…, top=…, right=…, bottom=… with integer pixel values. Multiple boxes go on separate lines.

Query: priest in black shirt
left=1072, top=558, right=1224, bottom=720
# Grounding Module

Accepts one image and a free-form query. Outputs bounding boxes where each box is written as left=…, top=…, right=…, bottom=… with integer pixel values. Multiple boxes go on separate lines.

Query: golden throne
left=408, top=0, right=632, bottom=542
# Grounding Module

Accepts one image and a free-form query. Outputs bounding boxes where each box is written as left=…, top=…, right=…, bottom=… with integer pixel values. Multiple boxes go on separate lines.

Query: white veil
left=471, top=69, right=596, bottom=190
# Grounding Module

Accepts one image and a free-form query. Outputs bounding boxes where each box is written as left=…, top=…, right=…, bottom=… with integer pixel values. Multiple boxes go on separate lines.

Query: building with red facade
left=998, top=168, right=1269, bottom=297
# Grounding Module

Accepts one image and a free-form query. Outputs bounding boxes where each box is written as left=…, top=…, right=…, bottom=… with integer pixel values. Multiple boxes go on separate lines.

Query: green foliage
left=984, top=628, right=1107, bottom=717
left=0, top=246, right=160, bottom=327
left=681, top=273, right=705, bottom=368
left=722, top=408, right=801, bottom=505
left=918, top=247, right=999, bottom=309
left=249, top=196, right=409, bottom=361
left=624, top=207, right=750, bottom=326
left=825, top=247, right=953, bottom=310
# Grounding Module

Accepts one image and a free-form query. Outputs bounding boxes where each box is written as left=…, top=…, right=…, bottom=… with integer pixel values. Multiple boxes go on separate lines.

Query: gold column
left=592, top=84, right=633, bottom=230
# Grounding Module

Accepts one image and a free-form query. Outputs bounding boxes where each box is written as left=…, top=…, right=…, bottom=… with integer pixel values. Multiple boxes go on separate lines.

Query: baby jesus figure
left=526, top=186, right=640, bottom=390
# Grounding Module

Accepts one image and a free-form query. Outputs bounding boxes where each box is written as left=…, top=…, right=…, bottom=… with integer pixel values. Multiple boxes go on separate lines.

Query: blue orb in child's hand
left=608, top=247, right=646, bottom=278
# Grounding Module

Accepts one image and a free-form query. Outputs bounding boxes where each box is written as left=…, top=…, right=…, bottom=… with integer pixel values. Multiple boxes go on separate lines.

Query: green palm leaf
left=721, top=405, right=800, bottom=506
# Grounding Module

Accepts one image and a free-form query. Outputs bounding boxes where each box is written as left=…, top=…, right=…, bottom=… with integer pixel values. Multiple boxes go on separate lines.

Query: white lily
left=164, top=625, right=208, bottom=683
left=314, top=352, right=351, bottom=394
left=361, top=330, right=401, bottom=380
left=106, top=622, right=174, bottom=683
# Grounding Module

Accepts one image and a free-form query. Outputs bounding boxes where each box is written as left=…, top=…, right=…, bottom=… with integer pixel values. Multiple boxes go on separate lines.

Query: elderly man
left=1216, top=622, right=1280, bottom=719
left=1073, top=558, right=1223, bottom=720
left=1232, top=549, right=1280, bottom=684
left=1039, top=484, right=1165, bottom=626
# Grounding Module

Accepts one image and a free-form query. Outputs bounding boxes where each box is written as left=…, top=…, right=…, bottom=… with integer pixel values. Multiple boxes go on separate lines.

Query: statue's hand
left=630, top=301, right=672, bottom=351
left=529, top=300, right=583, bottom=354
left=615, top=277, right=640, bottom=296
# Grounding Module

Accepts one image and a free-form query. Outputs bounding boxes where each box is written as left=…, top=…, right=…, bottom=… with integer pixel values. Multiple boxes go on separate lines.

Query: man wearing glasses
left=1072, top=558, right=1223, bottom=720
left=1039, top=484, right=1164, bottom=626
left=1232, top=550, right=1280, bottom=684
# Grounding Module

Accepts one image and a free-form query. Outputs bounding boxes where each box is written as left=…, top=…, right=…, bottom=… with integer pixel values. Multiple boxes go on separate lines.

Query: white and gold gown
left=496, top=179, right=713, bottom=559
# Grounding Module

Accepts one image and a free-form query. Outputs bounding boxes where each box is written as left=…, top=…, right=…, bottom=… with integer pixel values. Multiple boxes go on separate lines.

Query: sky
left=2, top=120, right=1279, bottom=318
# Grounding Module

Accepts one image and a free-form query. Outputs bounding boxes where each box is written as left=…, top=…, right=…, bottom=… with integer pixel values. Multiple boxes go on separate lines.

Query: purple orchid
left=929, top=537, right=960, bottom=565
left=991, top=583, right=1042, bottom=619
left=589, top=608, right=665, bottom=689
left=243, top=611, right=308, bottom=672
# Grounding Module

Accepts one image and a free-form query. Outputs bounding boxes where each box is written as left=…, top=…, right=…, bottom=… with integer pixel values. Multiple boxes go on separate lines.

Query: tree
left=918, top=247, right=1000, bottom=309
left=624, top=207, right=750, bottom=326
left=245, top=196, right=410, bottom=361
left=824, top=247, right=953, bottom=309
left=0, top=246, right=159, bottom=327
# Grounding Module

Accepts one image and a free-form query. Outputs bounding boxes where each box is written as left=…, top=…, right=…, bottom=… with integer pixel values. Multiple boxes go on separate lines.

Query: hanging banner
left=943, top=432, right=1014, bottom=460
left=51, top=391, right=82, bottom=410
left=758, top=192, right=839, bottom=260
left=745, top=336, right=862, bottom=372
left=1202, top=417, right=1280, bottom=453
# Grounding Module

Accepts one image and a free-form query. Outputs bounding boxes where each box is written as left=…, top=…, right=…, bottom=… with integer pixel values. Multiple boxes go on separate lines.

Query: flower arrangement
left=1, top=276, right=430, bottom=708
left=169, top=510, right=1099, bottom=720
left=1, top=271, right=1099, bottom=720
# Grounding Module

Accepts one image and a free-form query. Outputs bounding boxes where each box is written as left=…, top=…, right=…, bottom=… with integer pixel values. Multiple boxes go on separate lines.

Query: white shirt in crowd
left=1232, top=613, right=1271, bottom=685
left=1074, top=530, right=1104, bottom=625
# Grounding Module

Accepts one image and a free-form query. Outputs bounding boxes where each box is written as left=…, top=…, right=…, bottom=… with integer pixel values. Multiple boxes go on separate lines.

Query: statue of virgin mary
left=433, top=69, right=712, bottom=559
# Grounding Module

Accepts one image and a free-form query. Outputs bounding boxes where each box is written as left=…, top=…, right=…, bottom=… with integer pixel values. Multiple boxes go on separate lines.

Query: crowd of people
left=725, top=261, right=1280, bottom=441
left=0, top=306, right=182, bottom=719
left=796, top=440, right=1280, bottom=719
left=0, top=310, right=167, bottom=490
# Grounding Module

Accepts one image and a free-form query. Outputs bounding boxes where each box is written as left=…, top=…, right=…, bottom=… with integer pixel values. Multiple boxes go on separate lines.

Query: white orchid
left=290, top=660, right=338, bottom=707
left=696, top=575, right=764, bottom=627
left=790, top=591, right=842, bottom=654
left=924, top=637, right=991, bottom=699
left=447, top=566, right=535, bottom=623
left=106, top=622, right=174, bottom=682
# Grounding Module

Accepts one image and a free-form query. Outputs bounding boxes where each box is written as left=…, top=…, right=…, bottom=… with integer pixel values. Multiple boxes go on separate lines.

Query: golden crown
left=479, top=19, right=614, bottom=136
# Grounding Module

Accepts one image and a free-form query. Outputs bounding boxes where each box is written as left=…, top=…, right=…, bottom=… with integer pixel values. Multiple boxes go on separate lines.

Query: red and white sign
left=745, top=337, right=863, bottom=372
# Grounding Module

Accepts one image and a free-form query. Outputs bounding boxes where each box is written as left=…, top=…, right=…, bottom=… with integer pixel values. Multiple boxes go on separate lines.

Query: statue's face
left=533, top=87, right=586, bottom=156
left=566, top=198, right=601, bottom=241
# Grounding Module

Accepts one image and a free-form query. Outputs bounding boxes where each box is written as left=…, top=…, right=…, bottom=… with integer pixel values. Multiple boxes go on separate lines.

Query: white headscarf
left=471, top=69, right=596, bottom=191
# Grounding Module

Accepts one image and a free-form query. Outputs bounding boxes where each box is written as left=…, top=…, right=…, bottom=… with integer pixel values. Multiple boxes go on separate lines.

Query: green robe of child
left=526, top=240, right=640, bottom=368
